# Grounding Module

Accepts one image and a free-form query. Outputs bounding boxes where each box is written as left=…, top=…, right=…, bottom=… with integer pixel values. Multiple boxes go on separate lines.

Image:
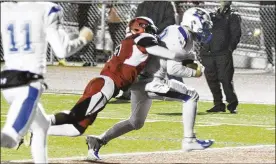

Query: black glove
left=182, top=59, right=194, bottom=66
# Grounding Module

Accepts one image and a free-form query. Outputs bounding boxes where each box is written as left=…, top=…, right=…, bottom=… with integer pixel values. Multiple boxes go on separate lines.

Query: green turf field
left=1, top=93, right=275, bottom=161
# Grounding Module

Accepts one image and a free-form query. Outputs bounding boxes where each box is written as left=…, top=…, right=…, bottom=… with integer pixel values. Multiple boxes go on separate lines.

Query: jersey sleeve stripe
left=178, top=26, right=188, bottom=42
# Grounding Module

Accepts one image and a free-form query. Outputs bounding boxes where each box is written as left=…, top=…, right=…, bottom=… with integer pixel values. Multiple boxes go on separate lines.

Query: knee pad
left=1, top=133, right=18, bottom=149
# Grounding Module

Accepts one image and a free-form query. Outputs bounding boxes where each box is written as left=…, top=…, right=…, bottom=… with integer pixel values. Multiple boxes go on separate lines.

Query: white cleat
left=182, top=138, right=214, bottom=152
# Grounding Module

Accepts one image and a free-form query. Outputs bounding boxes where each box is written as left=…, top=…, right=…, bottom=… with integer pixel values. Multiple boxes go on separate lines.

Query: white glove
left=79, top=26, right=94, bottom=44
left=186, top=61, right=204, bottom=77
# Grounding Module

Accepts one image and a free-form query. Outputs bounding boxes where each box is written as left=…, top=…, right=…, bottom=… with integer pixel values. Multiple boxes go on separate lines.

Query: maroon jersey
left=100, top=33, right=158, bottom=90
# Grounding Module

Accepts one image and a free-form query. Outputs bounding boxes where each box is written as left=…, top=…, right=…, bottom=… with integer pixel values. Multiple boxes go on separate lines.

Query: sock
left=47, top=124, right=81, bottom=137
left=53, top=111, right=71, bottom=125
left=182, top=100, right=197, bottom=138
left=100, top=120, right=134, bottom=144
left=31, top=129, right=48, bottom=163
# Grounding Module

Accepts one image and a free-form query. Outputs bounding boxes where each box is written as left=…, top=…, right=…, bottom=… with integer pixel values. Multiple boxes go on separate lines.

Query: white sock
left=182, top=100, right=197, bottom=138
left=47, top=124, right=81, bottom=137
left=31, top=128, right=48, bottom=163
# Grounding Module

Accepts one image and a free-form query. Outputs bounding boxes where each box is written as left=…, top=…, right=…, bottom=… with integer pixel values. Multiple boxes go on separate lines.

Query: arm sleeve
left=135, top=33, right=185, bottom=61
left=167, top=60, right=196, bottom=77
left=146, top=45, right=188, bottom=61
left=157, top=2, right=176, bottom=34
left=229, top=12, right=242, bottom=51
left=45, top=5, right=86, bottom=59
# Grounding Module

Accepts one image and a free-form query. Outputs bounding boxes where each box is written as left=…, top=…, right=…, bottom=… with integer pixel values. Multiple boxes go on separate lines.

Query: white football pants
left=1, top=81, right=50, bottom=163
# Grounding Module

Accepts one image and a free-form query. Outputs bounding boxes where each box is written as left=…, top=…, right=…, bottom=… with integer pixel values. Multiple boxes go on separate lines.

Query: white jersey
left=1, top=2, right=86, bottom=75
left=142, top=25, right=196, bottom=79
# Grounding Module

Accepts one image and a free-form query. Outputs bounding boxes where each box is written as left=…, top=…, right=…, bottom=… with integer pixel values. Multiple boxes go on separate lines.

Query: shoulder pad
left=134, top=33, right=158, bottom=48
left=177, top=26, right=189, bottom=42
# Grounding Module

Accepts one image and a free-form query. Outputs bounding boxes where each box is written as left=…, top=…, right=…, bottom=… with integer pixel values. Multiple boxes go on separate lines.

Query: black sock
left=53, top=112, right=72, bottom=125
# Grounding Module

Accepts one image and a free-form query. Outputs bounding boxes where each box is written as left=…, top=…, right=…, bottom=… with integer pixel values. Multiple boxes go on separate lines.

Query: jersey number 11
left=7, top=23, right=32, bottom=53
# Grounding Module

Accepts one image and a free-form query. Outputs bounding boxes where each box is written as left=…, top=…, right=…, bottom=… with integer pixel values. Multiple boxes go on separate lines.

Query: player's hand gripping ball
left=186, top=61, right=204, bottom=77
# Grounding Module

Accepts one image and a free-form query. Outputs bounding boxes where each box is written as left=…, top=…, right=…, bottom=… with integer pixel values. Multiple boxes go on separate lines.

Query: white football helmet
left=181, top=7, right=213, bottom=44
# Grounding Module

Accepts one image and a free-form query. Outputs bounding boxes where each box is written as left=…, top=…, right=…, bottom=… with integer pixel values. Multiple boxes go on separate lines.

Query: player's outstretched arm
left=45, top=5, right=93, bottom=58
left=146, top=44, right=195, bottom=61
left=134, top=33, right=185, bottom=61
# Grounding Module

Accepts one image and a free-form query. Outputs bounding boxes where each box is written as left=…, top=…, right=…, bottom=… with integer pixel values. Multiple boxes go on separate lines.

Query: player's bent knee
left=130, top=119, right=145, bottom=130
left=186, top=90, right=199, bottom=102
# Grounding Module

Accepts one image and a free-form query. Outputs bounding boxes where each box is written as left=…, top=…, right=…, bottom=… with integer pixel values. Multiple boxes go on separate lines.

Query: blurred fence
left=0, top=1, right=275, bottom=69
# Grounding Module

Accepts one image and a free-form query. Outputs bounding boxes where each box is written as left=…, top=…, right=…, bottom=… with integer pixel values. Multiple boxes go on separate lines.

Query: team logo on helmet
left=181, top=7, right=213, bottom=44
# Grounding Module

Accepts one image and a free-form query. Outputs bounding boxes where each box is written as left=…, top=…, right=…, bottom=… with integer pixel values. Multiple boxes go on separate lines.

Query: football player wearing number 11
left=0, top=2, right=93, bottom=163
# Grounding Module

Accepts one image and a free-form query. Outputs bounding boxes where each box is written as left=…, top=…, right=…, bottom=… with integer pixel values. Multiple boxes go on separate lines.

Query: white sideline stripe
left=11, top=145, right=275, bottom=163
left=1, top=115, right=274, bottom=128
left=37, top=92, right=276, bottom=105
left=97, top=116, right=275, bottom=128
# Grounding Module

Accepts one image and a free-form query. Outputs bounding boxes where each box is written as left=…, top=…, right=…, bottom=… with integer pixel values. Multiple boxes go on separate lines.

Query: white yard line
left=10, top=144, right=275, bottom=163
left=31, top=92, right=276, bottom=105
left=97, top=116, right=275, bottom=128
left=1, top=115, right=274, bottom=128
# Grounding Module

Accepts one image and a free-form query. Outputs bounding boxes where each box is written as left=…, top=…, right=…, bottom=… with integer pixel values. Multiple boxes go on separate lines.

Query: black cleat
left=227, top=101, right=238, bottom=114
left=206, top=103, right=226, bottom=113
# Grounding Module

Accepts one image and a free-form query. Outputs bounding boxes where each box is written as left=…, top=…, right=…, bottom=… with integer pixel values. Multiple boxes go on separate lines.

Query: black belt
left=0, top=70, right=46, bottom=89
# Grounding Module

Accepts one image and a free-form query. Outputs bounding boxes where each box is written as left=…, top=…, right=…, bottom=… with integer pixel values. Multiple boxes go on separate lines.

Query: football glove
left=186, top=61, right=204, bottom=77
left=79, top=26, right=94, bottom=44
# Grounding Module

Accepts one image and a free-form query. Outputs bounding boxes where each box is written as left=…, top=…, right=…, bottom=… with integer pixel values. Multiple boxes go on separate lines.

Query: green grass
left=1, top=93, right=275, bottom=161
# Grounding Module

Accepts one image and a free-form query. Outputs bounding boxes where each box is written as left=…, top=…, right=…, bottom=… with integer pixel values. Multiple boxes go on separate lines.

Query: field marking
left=1, top=115, right=275, bottom=128
left=10, top=144, right=275, bottom=163
left=23, top=92, right=276, bottom=105
left=97, top=116, right=276, bottom=128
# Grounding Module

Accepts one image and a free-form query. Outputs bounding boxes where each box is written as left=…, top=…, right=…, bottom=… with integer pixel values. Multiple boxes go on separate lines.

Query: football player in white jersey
left=0, top=2, right=93, bottom=163
left=86, top=7, right=214, bottom=159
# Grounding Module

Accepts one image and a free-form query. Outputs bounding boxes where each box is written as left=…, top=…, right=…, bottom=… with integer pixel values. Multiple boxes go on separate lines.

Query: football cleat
left=86, top=135, right=105, bottom=160
left=182, top=138, right=214, bottom=152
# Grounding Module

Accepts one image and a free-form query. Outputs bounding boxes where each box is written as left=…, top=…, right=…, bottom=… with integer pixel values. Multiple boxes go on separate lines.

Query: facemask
left=197, top=22, right=213, bottom=44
